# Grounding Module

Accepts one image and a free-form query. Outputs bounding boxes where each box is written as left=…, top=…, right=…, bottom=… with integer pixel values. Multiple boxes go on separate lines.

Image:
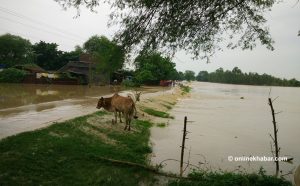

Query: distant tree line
left=196, top=67, right=300, bottom=87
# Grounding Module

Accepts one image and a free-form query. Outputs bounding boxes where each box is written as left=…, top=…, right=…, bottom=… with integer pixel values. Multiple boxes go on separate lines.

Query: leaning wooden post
left=180, top=116, right=187, bottom=177
left=268, top=98, right=280, bottom=177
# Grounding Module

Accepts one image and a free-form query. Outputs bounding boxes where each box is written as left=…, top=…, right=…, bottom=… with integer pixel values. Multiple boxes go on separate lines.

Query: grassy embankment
left=0, top=85, right=292, bottom=185
left=0, top=111, right=158, bottom=185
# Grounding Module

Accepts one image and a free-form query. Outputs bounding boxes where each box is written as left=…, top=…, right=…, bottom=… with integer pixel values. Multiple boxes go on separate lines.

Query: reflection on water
left=0, top=84, right=114, bottom=110
left=151, top=82, right=300, bottom=182
left=0, top=83, right=116, bottom=139
left=35, top=103, right=56, bottom=112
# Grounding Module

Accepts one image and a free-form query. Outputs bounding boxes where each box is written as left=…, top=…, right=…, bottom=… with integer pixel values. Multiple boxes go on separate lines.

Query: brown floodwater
left=0, top=83, right=168, bottom=139
left=151, top=82, right=300, bottom=182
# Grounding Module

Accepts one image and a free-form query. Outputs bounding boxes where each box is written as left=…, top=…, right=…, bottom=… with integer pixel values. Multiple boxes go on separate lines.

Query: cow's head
left=96, top=97, right=105, bottom=109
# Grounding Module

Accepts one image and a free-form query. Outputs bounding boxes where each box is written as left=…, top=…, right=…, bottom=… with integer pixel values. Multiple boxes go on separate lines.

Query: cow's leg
left=114, top=111, right=118, bottom=124
left=129, top=115, right=133, bottom=131
left=119, top=112, right=123, bottom=123
left=124, top=113, right=129, bottom=131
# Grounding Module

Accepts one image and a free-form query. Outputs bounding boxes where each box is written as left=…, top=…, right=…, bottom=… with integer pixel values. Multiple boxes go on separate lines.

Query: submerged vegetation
left=161, top=103, right=172, bottom=110
left=180, top=84, right=192, bottom=94
left=156, top=123, right=167, bottom=128
left=143, top=107, right=174, bottom=119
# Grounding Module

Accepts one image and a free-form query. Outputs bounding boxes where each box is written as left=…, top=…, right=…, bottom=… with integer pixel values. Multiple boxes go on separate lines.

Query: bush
left=0, top=68, right=27, bottom=83
left=143, top=108, right=174, bottom=118
left=121, top=79, right=140, bottom=87
left=59, top=72, right=77, bottom=79
left=179, top=84, right=191, bottom=94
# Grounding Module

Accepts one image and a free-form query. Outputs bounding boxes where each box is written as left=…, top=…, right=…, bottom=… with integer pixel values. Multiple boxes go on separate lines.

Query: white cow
left=119, top=91, right=141, bottom=103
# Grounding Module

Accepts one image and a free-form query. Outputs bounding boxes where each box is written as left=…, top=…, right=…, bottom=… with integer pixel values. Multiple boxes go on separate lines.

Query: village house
left=58, top=53, right=113, bottom=85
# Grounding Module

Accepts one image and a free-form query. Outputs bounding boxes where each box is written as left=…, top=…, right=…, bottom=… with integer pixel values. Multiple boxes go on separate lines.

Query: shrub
left=121, top=79, right=140, bottom=87
left=0, top=68, right=27, bottom=83
left=143, top=108, right=174, bottom=118
left=59, top=72, right=77, bottom=79
left=179, top=84, right=191, bottom=94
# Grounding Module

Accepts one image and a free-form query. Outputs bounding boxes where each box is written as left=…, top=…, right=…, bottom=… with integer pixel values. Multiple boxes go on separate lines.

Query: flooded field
left=0, top=83, right=168, bottom=139
left=151, top=82, right=300, bottom=181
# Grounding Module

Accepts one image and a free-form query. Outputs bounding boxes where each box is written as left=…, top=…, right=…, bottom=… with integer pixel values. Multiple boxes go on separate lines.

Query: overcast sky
left=0, top=0, right=299, bottom=79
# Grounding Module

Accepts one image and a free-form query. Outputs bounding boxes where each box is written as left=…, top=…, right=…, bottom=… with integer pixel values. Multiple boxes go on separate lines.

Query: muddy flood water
left=151, top=82, right=300, bottom=181
left=0, top=83, right=168, bottom=139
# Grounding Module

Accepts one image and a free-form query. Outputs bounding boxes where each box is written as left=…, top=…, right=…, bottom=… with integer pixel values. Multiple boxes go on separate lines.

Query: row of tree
left=114, top=52, right=199, bottom=85
left=1, top=33, right=299, bottom=87
left=196, top=67, right=300, bottom=87
left=0, top=33, right=193, bottom=85
left=0, top=34, right=81, bottom=70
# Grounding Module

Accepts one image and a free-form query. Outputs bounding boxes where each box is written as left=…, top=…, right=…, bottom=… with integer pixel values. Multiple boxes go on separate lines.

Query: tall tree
left=0, top=34, right=34, bottom=67
left=83, top=35, right=124, bottom=80
left=134, top=51, right=178, bottom=84
left=32, top=41, right=63, bottom=71
left=196, top=71, right=209, bottom=82
left=184, top=70, right=195, bottom=81
left=55, top=0, right=277, bottom=59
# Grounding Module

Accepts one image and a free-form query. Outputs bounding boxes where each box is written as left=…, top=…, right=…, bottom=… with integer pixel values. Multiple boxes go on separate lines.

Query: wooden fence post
left=180, top=116, right=187, bottom=177
left=268, top=98, right=280, bottom=177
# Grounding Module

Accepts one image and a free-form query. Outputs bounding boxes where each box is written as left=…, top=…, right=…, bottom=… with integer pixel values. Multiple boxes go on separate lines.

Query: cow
left=127, top=91, right=141, bottom=103
left=96, top=96, right=123, bottom=123
left=96, top=93, right=136, bottom=131
left=118, top=91, right=141, bottom=117
left=111, top=93, right=136, bottom=131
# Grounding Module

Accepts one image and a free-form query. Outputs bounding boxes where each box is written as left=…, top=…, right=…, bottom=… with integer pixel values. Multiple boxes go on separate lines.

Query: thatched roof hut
left=57, top=61, right=96, bottom=76
left=14, top=64, right=46, bottom=73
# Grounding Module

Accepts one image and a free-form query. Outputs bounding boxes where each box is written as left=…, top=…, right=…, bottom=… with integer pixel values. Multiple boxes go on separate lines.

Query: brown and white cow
left=111, top=93, right=136, bottom=131
left=96, top=93, right=137, bottom=131
left=96, top=96, right=123, bottom=123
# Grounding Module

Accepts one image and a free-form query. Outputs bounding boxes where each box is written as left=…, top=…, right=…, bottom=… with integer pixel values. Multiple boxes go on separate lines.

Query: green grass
left=161, top=103, right=172, bottom=109
left=156, top=123, right=167, bottom=128
left=143, top=108, right=174, bottom=118
left=180, top=84, right=191, bottom=94
left=169, top=168, right=291, bottom=186
left=0, top=111, right=157, bottom=185
left=164, top=101, right=176, bottom=106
